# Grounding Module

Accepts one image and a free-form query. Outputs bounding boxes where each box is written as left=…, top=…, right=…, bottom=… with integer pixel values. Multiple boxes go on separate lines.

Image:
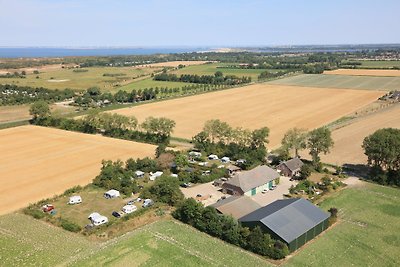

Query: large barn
left=239, top=198, right=330, bottom=252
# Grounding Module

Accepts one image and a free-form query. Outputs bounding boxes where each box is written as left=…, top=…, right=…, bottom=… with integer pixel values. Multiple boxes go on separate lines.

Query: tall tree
left=307, top=127, right=334, bottom=167
left=29, top=101, right=50, bottom=120
left=281, top=128, right=307, bottom=158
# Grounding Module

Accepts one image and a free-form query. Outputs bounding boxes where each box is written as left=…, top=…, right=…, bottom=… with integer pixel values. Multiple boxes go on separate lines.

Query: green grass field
left=70, top=220, right=270, bottom=267
left=171, top=63, right=284, bottom=80
left=269, top=74, right=400, bottom=90
left=0, top=213, right=93, bottom=266
left=343, top=60, right=400, bottom=69
left=0, top=67, right=160, bottom=91
left=285, top=183, right=400, bottom=266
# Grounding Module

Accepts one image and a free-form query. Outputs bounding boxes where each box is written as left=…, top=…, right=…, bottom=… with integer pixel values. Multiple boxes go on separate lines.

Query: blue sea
left=0, top=47, right=208, bottom=58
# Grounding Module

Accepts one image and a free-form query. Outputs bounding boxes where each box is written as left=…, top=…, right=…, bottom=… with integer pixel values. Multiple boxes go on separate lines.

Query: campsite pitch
left=111, top=83, right=384, bottom=147
left=0, top=125, right=155, bottom=215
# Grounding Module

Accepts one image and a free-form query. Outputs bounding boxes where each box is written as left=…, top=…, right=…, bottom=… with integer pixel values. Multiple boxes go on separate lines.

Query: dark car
left=112, top=211, right=121, bottom=218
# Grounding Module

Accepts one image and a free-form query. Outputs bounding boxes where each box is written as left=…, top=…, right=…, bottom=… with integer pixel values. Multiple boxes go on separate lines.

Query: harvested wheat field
left=112, top=84, right=384, bottom=147
left=0, top=125, right=155, bottom=215
left=320, top=104, right=400, bottom=166
left=325, top=69, right=400, bottom=77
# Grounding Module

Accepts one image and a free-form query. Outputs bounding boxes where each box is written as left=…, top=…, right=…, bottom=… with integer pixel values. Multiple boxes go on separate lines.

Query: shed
left=104, top=189, right=120, bottom=199
left=277, top=158, right=304, bottom=177
left=239, top=198, right=330, bottom=252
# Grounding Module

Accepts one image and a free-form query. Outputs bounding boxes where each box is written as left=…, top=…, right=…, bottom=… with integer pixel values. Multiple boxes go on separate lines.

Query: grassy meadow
left=346, top=60, right=400, bottom=69
left=0, top=66, right=161, bottom=91
left=269, top=73, right=400, bottom=90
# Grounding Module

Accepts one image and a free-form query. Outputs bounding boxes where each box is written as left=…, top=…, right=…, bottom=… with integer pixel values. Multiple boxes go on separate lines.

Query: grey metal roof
left=239, top=198, right=330, bottom=243
left=211, top=196, right=261, bottom=219
left=226, top=165, right=279, bottom=193
left=281, top=158, right=304, bottom=172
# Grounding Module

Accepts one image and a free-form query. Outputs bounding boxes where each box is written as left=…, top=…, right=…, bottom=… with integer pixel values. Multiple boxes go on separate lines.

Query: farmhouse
left=221, top=165, right=280, bottom=196
left=104, top=189, right=120, bottom=199
left=211, top=196, right=261, bottom=219
left=277, top=158, right=304, bottom=177
left=239, top=198, right=330, bottom=252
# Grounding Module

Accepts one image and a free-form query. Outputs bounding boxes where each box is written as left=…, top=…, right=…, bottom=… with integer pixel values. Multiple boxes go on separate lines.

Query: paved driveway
left=251, top=176, right=297, bottom=206
left=180, top=181, right=226, bottom=206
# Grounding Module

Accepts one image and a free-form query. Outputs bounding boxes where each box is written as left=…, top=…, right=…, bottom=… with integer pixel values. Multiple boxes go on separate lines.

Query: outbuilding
left=211, top=196, right=261, bottom=219
left=104, top=189, right=120, bottom=199
left=222, top=165, right=280, bottom=196
left=239, top=198, right=330, bottom=252
left=277, top=158, right=304, bottom=177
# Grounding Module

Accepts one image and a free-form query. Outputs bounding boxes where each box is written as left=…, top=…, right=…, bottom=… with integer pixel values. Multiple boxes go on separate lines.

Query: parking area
left=181, top=181, right=226, bottom=206
left=251, top=176, right=297, bottom=206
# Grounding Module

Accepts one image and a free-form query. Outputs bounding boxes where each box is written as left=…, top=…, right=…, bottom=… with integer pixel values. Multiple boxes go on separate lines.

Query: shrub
left=60, top=219, right=81, bottom=232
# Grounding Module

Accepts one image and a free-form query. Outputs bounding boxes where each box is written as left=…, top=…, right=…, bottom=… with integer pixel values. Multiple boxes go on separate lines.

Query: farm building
left=211, top=196, right=261, bottom=219
left=104, top=189, right=120, bottom=199
left=277, top=158, right=304, bottom=177
left=221, top=165, right=280, bottom=196
left=239, top=198, right=330, bottom=252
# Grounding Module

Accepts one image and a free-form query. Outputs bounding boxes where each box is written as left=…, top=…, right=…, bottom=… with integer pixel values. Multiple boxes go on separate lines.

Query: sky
left=0, top=0, right=399, bottom=47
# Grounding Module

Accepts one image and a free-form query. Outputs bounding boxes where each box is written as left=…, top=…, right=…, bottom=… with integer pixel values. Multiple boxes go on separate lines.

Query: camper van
left=88, top=212, right=108, bottom=226
left=142, top=199, right=154, bottom=208
left=68, top=196, right=82, bottom=205
left=122, top=205, right=137, bottom=214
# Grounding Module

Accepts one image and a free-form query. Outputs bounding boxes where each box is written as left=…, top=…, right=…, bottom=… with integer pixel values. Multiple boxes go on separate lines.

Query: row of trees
left=30, top=101, right=176, bottom=144
left=192, top=120, right=269, bottom=168
left=0, top=84, right=74, bottom=105
left=363, top=128, right=400, bottom=185
left=173, top=198, right=289, bottom=259
left=258, top=70, right=292, bottom=80
left=154, top=71, right=251, bottom=85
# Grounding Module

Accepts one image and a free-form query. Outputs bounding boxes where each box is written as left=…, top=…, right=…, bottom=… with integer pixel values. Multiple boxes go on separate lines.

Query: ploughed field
left=268, top=74, right=400, bottom=91
left=320, top=104, right=400, bottom=166
left=0, top=125, right=155, bottom=215
left=111, top=84, right=384, bottom=147
left=324, top=69, right=400, bottom=77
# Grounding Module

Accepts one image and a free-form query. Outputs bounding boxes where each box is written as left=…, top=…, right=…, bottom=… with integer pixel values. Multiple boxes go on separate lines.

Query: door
left=268, top=181, right=273, bottom=189
left=251, top=188, right=256, bottom=196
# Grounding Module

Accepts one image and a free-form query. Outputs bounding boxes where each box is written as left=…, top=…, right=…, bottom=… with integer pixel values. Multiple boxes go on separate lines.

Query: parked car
left=262, top=188, right=269, bottom=194
left=142, top=199, right=154, bottom=208
left=180, top=182, right=192, bottom=188
left=112, top=211, right=123, bottom=218
left=42, top=204, right=55, bottom=212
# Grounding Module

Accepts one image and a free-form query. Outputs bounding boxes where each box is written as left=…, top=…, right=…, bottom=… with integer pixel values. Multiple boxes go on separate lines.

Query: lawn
left=343, top=60, right=400, bottom=69
left=0, top=213, right=93, bottom=266
left=269, top=74, right=400, bottom=91
left=171, top=62, right=284, bottom=80
left=285, top=183, right=400, bottom=266
left=70, top=220, right=271, bottom=267
left=50, top=186, right=139, bottom=227
left=0, top=66, right=161, bottom=91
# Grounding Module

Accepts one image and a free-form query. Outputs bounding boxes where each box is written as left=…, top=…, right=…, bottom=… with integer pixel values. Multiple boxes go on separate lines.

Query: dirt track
left=0, top=125, right=155, bottom=215
left=325, top=69, right=400, bottom=77
left=320, top=104, right=400, bottom=165
left=112, top=84, right=384, bottom=147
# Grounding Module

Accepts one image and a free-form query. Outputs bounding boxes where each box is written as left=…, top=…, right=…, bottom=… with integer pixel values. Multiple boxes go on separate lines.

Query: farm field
left=0, top=66, right=161, bottom=91
left=111, top=84, right=384, bottom=147
left=269, top=74, right=400, bottom=91
left=0, top=125, right=156, bottom=215
left=70, top=220, right=270, bottom=267
left=0, top=213, right=93, bottom=266
left=0, top=104, right=75, bottom=124
left=140, top=60, right=211, bottom=68
left=354, top=60, right=400, bottom=69
left=319, top=104, right=400, bottom=166
left=285, top=182, right=400, bottom=267
left=171, top=62, right=285, bottom=80
left=325, top=68, right=400, bottom=77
